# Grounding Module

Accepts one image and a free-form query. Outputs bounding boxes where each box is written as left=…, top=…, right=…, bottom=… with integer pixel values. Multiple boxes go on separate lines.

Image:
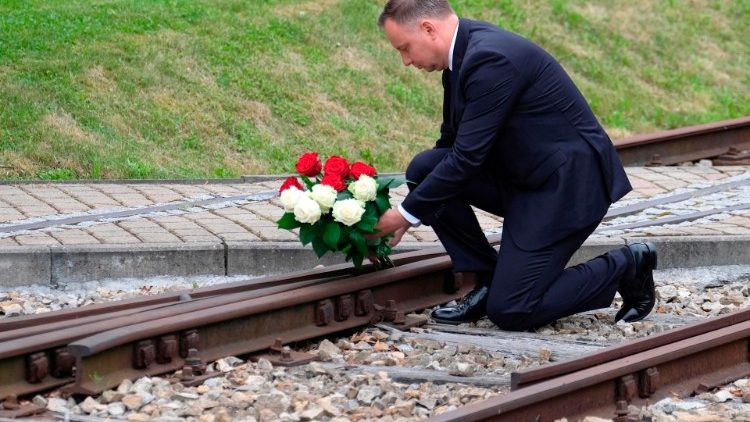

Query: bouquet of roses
left=276, top=152, right=404, bottom=269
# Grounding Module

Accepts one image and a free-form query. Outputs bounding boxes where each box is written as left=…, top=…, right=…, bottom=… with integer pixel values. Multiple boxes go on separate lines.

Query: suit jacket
left=401, top=19, right=632, bottom=250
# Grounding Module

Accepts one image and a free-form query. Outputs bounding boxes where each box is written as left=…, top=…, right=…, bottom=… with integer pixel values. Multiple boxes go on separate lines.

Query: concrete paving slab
left=49, top=243, right=225, bottom=285
left=0, top=167, right=747, bottom=285
left=0, top=246, right=50, bottom=286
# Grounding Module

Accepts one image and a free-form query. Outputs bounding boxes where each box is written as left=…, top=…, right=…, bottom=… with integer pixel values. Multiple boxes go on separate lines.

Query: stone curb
left=1, top=236, right=749, bottom=287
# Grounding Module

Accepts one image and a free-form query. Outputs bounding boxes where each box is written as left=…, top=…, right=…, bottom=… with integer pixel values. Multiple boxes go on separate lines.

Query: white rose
left=279, top=186, right=305, bottom=212
left=310, top=184, right=337, bottom=212
left=294, top=196, right=322, bottom=224
left=348, top=174, right=378, bottom=202
left=332, top=199, right=365, bottom=226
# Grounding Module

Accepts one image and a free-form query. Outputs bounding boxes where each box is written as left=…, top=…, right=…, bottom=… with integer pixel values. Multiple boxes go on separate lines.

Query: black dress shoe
left=431, top=285, right=489, bottom=325
left=616, top=242, right=657, bottom=323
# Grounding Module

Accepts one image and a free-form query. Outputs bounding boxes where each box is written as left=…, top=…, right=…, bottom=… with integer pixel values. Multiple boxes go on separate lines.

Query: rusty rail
left=614, top=116, right=750, bottom=166
left=429, top=307, right=750, bottom=421
left=0, top=252, right=472, bottom=399
left=0, top=246, right=448, bottom=334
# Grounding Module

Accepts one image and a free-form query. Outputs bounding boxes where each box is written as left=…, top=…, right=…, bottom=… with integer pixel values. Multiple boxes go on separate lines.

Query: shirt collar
left=448, top=21, right=459, bottom=71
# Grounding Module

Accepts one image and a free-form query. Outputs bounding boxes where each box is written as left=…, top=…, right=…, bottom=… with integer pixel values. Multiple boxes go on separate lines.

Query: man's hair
left=378, top=0, right=454, bottom=27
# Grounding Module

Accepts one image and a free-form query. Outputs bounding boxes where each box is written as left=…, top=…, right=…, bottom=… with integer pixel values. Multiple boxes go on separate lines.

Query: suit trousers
left=406, top=148, right=632, bottom=331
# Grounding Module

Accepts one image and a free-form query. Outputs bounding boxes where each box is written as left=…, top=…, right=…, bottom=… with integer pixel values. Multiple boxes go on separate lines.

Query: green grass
left=0, top=0, right=748, bottom=179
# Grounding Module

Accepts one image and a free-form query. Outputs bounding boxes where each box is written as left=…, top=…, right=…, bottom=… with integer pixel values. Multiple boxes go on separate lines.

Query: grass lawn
left=0, top=0, right=748, bottom=180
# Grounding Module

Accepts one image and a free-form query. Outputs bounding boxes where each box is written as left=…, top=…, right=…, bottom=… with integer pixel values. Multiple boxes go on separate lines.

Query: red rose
left=350, top=161, right=377, bottom=179
left=279, top=176, right=303, bottom=193
left=321, top=174, right=347, bottom=192
left=323, top=156, right=349, bottom=179
left=295, top=152, right=322, bottom=177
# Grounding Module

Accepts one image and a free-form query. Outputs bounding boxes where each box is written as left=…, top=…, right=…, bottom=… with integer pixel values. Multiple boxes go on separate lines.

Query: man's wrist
left=397, top=204, right=421, bottom=227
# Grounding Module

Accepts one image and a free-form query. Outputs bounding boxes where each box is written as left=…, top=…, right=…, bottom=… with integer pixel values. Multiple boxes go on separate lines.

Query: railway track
left=0, top=173, right=749, bottom=418
left=0, top=246, right=478, bottom=417
left=614, top=116, right=750, bottom=166
left=0, top=119, right=748, bottom=418
left=431, top=307, right=750, bottom=421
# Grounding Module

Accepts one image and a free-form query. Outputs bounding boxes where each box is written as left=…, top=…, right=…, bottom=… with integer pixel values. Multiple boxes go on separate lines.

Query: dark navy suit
left=401, top=19, right=634, bottom=330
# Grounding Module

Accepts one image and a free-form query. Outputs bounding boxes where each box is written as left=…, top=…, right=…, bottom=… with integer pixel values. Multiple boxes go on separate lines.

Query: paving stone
left=18, top=206, right=57, bottom=216
left=99, top=236, right=142, bottom=244
left=178, top=235, right=221, bottom=243
left=218, top=232, right=261, bottom=241
left=54, top=235, right=102, bottom=245
left=653, top=180, right=689, bottom=190
left=95, top=185, right=140, bottom=194
left=163, top=185, right=211, bottom=196
left=715, top=226, right=750, bottom=235
left=4, top=195, right=43, bottom=206
left=15, top=234, right=61, bottom=246
left=254, top=227, right=299, bottom=241
left=134, top=233, right=183, bottom=243
left=159, top=222, right=203, bottom=230
left=0, top=238, right=19, bottom=246
left=112, top=195, right=152, bottom=207
left=170, top=229, right=213, bottom=237
left=126, top=226, right=175, bottom=234
left=627, top=176, right=658, bottom=189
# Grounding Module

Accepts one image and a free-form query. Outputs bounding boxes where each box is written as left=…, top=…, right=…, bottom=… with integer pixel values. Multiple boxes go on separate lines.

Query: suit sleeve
left=402, top=51, right=524, bottom=222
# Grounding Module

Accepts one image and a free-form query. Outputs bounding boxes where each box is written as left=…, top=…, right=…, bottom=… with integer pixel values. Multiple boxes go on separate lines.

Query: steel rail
left=614, top=116, right=750, bottom=166
left=511, top=306, right=750, bottom=389
left=0, top=277, right=332, bottom=398
left=0, top=254, right=469, bottom=399
left=61, top=256, right=466, bottom=395
left=430, top=312, right=750, bottom=421
left=0, top=246, right=448, bottom=333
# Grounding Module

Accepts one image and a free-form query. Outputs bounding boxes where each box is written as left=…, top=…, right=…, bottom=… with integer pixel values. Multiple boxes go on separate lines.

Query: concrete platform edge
left=1, top=236, right=749, bottom=287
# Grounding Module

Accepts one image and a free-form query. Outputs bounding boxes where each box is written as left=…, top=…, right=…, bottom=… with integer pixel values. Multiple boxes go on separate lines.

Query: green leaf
left=351, top=251, right=364, bottom=269
left=299, top=224, right=316, bottom=245
left=336, top=190, right=353, bottom=201
left=364, top=201, right=378, bottom=219
left=277, top=213, right=301, bottom=230
left=323, top=221, right=341, bottom=250
left=356, top=215, right=378, bottom=233
left=375, top=193, right=391, bottom=214
left=349, top=230, right=368, bottom=256
left=312, top=237, right=329, bottom=258
left=376, top=176, right=406, bottom=192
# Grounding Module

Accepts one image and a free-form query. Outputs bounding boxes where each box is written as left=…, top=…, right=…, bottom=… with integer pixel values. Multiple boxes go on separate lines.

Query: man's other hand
left=369, top=208, right=410, bottom=247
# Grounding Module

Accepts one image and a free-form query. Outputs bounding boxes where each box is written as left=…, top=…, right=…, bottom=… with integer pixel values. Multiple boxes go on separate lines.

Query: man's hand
left=369, top=208, right=410, bottom=247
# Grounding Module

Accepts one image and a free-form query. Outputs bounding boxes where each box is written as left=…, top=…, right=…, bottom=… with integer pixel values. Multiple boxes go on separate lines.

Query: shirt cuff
left=398, top=204, right=421, bottom=227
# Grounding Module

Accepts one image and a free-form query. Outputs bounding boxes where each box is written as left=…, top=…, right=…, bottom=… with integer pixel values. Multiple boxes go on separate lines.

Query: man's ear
left=420, top=20, right=438, bottom=39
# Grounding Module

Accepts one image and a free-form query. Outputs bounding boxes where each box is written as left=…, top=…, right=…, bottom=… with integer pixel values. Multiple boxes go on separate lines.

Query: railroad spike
left=639, top=367, right=660, bottom=398
left=383, top=300, right=399, bottom=321
left=156, top=335, right=178, bottom=364
left=355, top=290, right=374, bottom=316
left=184, top=348, right=206, bottom=375
left=335, top=294, right=353, bottom=321
left=25, top=352, right=48, bottom=384
left=52, top=348, right=75, bottom=378
left=133, top=340, right=155, bottom=369
left=617, top=374, right=637, bottom=403
left=315, top=299, right=334, bottom=326
left=180, top=329, right=200, bottom=358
